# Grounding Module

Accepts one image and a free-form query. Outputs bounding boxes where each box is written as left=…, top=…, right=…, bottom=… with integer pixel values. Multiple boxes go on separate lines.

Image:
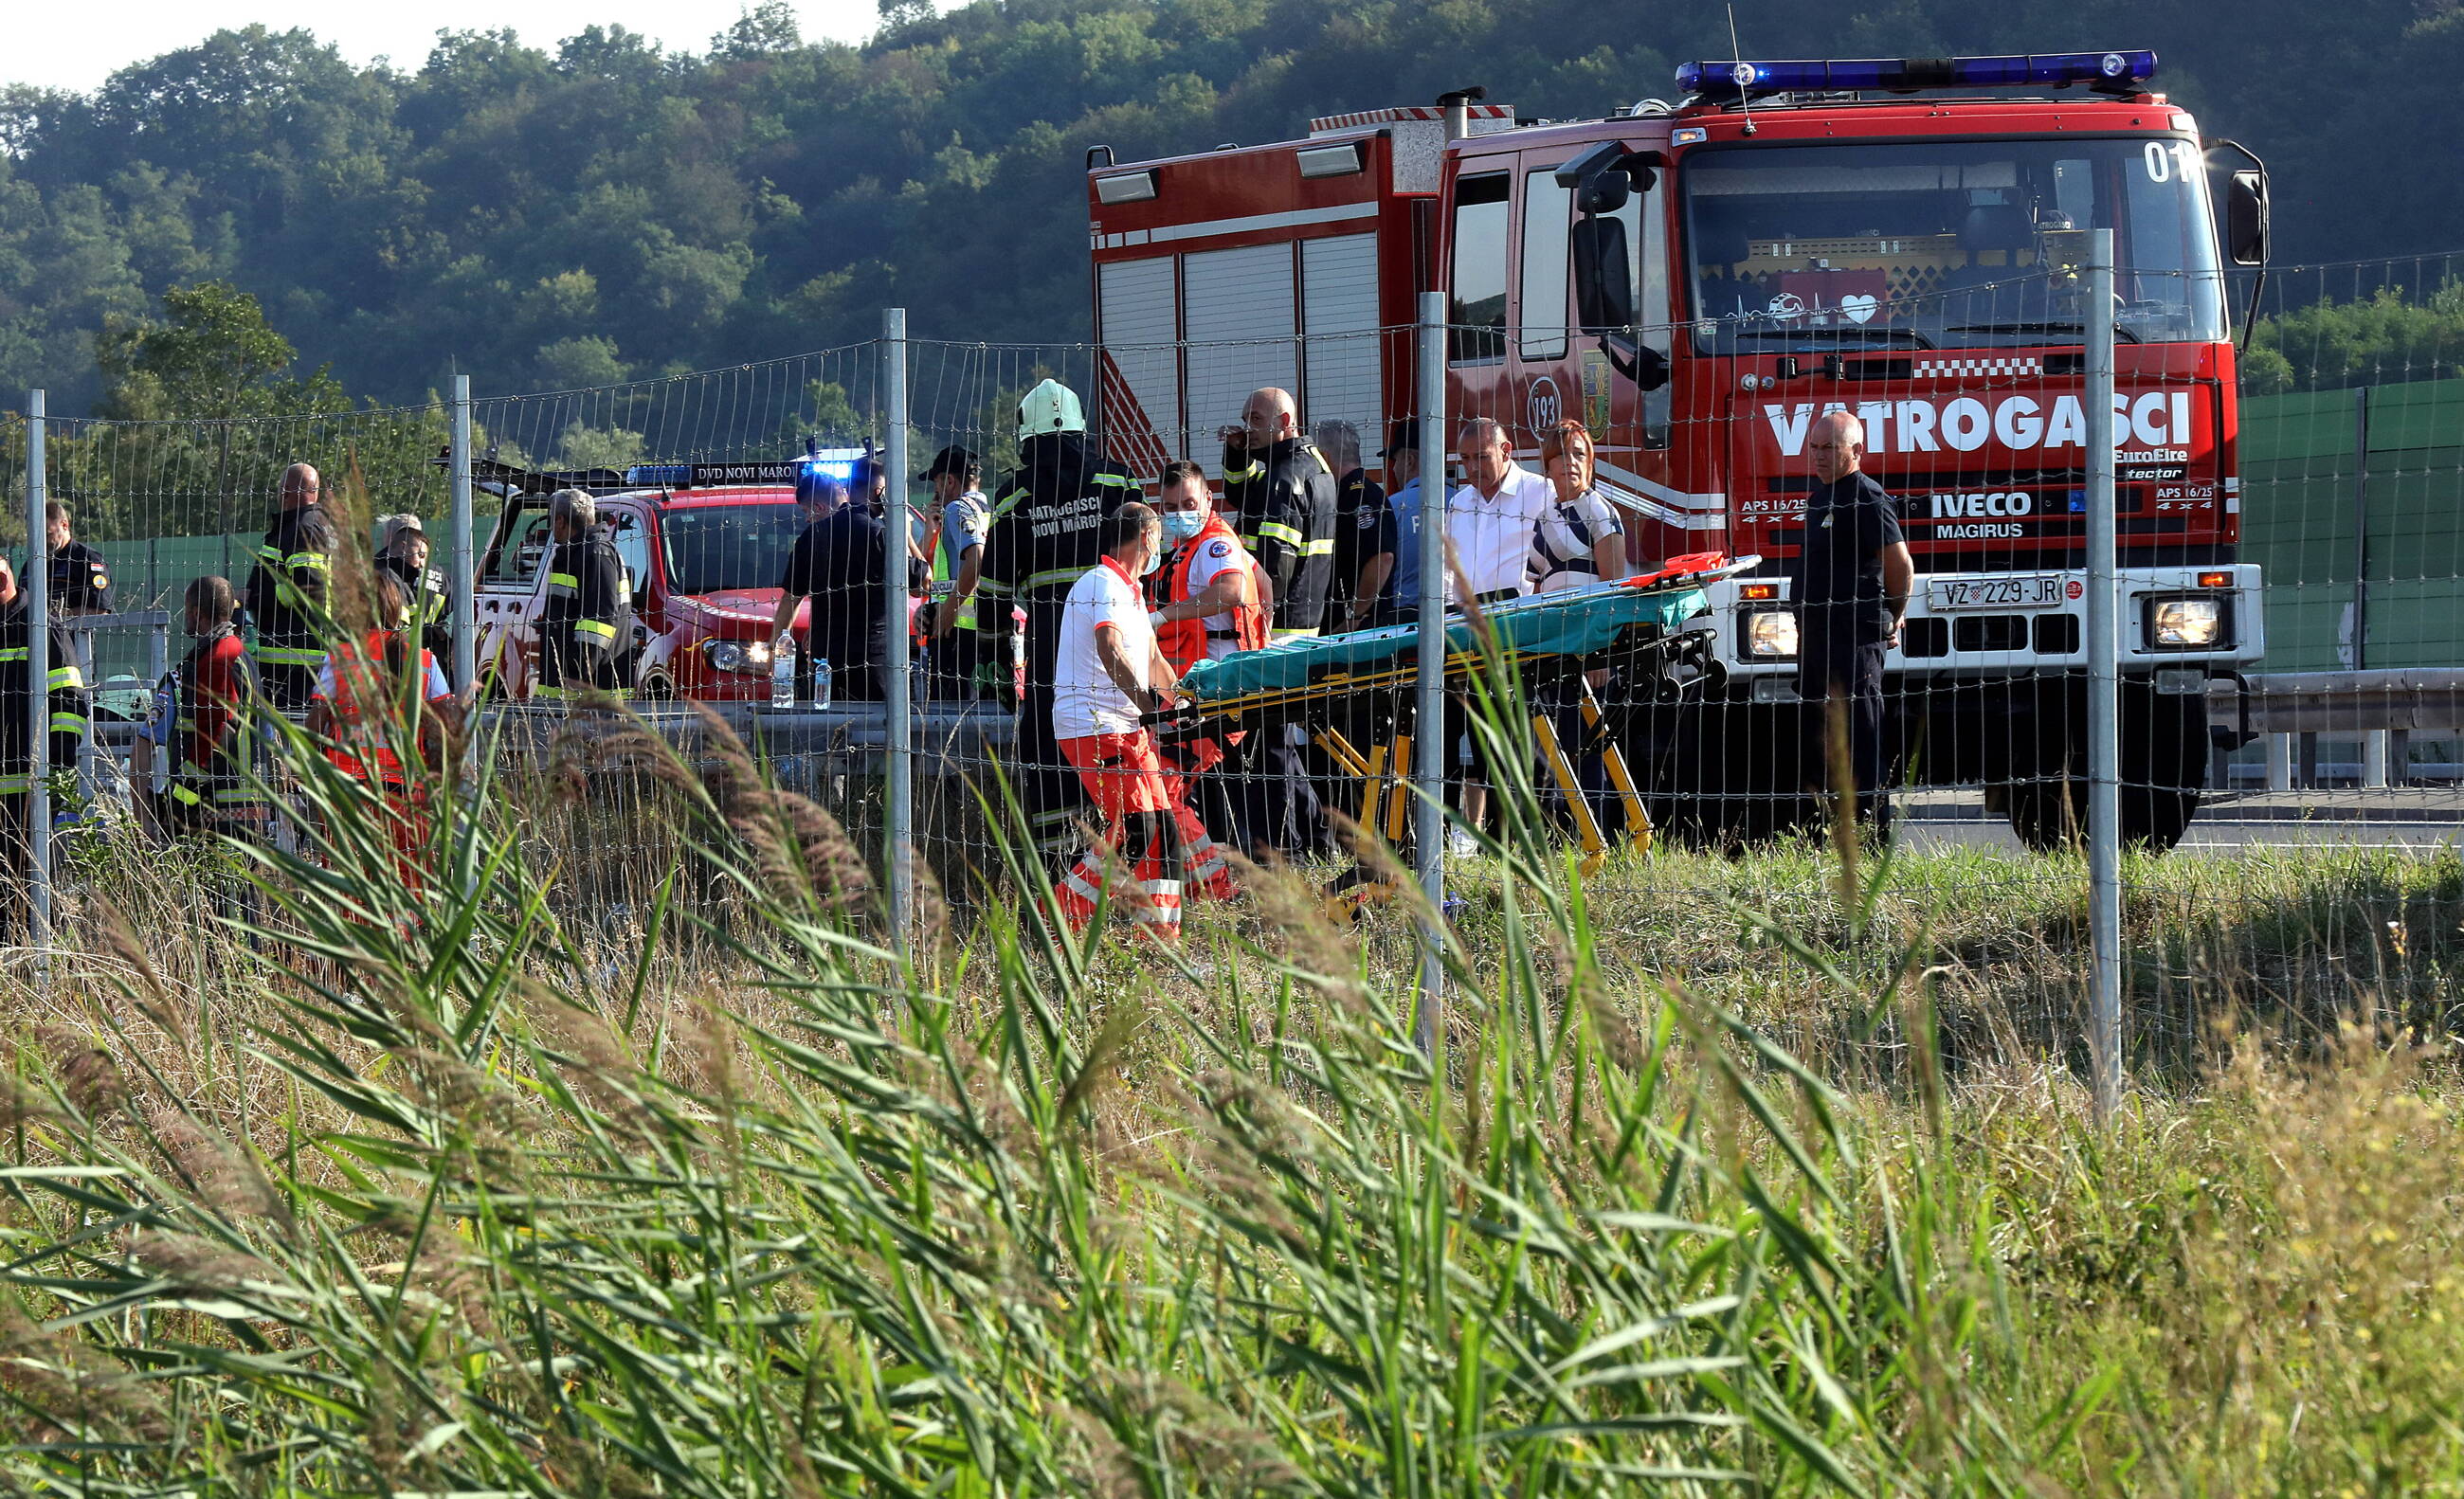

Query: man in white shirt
left=1049, top=502, right=1220, bottom=943
left=1440, top=417, right=1554, bottom=852
left=1444, top=417, right=1554, bottom=604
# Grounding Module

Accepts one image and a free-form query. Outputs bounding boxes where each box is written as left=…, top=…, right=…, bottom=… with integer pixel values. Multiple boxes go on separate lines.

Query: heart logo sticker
left=1840, top=294, right=1879, bottom=324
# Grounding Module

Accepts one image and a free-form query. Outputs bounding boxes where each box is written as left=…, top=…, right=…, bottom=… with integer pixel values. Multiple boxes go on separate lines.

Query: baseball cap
left=918, top=444, right=983, bottom=482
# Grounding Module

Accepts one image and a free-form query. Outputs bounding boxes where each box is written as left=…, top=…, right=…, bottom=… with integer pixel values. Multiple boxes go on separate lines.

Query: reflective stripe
left=1224, top=461, right=1265, bottom=483
left=255, top=544, right=282, bottom=563
left=534, top=685, right=565, bottom=700
left=1091, top=473, right=1139, bottom=489
left=170, top=783, right=203, bottom=806
left=1302, top=537, right=1335, bottom=556
left=48, top=713, right=85, bottom=735
left=988, top=488, right=1030, bottom=518
left=1254, top=520, right=1303, bottom=548
left=0, top=775, right=25, bottom=794
left=572, top=618, right=618, bottom=641
left=1023, top=567, right=1088, bottom=591
left=255, top=646, right=327, bottom=667
left=286, top=551, right=331, bottom=571
left=1061, top=870, right=1105, bottom=905
left=1270, top=627, right=1320, bottom=641
left=46, top=665, right=82, bottom=690
left=0, top=648, right=25, bottom=662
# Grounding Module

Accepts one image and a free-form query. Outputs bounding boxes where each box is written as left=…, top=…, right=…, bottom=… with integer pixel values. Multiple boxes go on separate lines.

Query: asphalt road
left=1899, top=788, right=2464, bottom=854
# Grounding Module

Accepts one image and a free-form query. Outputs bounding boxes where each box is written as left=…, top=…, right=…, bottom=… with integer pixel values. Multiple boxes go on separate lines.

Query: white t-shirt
left=1179, top=529, right=1255, bottom=661
left=1528, top=489, right=1627, bottom=593
left=1445, top=461, right=1556, bottom=602
left=1053, top=558, right=1155, bottom=739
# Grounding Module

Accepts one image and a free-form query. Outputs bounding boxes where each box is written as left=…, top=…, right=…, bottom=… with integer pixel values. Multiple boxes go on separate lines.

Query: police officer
left=1313, top=420, right=1393, bottom=636
left=1219, top=387, right=1337, bottom=642
left=45, top=503, right=112, bottom=617
left=535, top=487, right=632, bottom=705
left=917, top=445, right=998, bottom=701
left=979, top=379, right=1140, bottom=861
left=770, top=464, right=908, bottom=702
left=245, top=462, right=338, bottom=712
left=0, top=554, right=87, bottom=920
left=377, top=515, right=454, bottom=687
left=1792, top=410, right=1912, bottom=837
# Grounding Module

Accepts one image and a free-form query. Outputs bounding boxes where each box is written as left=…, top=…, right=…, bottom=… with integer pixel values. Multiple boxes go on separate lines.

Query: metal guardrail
left=2210, top=670, right=2464, bottom=734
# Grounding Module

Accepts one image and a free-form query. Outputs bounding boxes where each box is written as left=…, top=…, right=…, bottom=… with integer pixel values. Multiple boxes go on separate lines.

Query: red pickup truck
left=475, top=461, right=827, bottom=701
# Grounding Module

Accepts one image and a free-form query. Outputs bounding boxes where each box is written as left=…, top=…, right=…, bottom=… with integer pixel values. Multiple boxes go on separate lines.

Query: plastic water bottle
left=770, top=647, right=795, bottom=709
left=812, top=659, right=832, bottom=710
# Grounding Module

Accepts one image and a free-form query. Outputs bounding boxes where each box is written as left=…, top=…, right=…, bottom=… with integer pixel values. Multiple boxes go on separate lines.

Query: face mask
left=1139, top=541, right=1166, bottom=576
left=1161, top=509, right=1205, bottom=542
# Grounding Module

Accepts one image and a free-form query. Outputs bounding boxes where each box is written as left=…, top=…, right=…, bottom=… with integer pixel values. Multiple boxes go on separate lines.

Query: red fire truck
left=1084, top=51, right=2271, bottom=849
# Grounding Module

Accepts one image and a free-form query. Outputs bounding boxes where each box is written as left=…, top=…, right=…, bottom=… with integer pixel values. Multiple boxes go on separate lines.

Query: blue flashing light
left=1676, top=50, right=2157, bottom=103
left=801, top=446, right=866, bottom=484
left=625, top=463, right=695, bottom=487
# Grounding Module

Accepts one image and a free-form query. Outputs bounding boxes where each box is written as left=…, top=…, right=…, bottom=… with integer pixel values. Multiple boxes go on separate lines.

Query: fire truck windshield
left=1681, top=136, right=2225, bottom=352
left=661, top=501, right=809, bottom=595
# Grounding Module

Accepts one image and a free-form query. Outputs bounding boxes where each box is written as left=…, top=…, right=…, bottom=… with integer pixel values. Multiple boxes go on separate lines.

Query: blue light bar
left=1676, top=50, right=2157, bottom=103
left=625, top=463, right=695, bottom=487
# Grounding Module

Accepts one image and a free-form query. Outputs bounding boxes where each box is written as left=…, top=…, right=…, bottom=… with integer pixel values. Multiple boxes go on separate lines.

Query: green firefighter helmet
left=1017, top=379, right=1086, bottom=441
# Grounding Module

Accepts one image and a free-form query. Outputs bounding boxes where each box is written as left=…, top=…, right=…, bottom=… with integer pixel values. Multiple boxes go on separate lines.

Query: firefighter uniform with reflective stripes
left=979, top=429, right=1139, bottom=858
left=379, top=552, right=455, bottom=687
left=1222, top=436, right=1338, bottom=641
left=165, top=624, right=266, bottom=833
left=0, top=599, right=87, bottom=804
left=245, top=504, right=337, bottom=711
left=537, top=522, right=632, bottom=701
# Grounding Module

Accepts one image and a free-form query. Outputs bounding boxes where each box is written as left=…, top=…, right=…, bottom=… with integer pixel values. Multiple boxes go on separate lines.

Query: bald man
left=245, top=461, right=339, bottom=711
left=1216, top=386, right=1339, bottom=856
left=1793, top=410, right=1913, bottom=836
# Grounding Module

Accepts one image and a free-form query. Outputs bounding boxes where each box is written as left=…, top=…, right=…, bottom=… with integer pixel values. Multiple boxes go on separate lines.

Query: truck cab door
left=478, top=498, right=553, bottom=697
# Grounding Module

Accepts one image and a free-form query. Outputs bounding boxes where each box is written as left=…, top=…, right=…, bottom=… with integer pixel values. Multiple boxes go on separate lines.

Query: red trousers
left=1055, top=730, right=1233, bottom=938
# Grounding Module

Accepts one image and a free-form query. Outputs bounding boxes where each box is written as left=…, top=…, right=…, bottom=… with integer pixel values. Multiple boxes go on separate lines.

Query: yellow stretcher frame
left=1165, top=641, right=1654, bottom=883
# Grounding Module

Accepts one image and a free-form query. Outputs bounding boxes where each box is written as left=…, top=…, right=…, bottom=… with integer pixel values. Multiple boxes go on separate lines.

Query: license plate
left=1927, top=575, right=2067, bottom=611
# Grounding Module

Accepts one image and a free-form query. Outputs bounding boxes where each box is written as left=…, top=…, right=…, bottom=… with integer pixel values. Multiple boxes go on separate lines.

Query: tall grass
left=1, top=697, right=2461, bottom=1492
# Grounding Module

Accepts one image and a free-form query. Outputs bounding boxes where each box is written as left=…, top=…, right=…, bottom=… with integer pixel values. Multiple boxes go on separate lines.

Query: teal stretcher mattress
left=1181, top=577, right=1711, bottom=703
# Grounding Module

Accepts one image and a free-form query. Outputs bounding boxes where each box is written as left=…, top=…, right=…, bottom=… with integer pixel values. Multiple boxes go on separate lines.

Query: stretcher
left=1156, top=553, right=1745, bottom=893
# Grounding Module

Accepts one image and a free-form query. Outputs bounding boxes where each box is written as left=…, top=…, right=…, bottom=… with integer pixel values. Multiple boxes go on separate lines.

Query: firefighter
left=154, top=575, right=268, bottom=840
left=309, top=571, right=460, bottom=893
left=0, top=554, right=87, bottom=925
left=534, top=487, right=633, bottom=705
left=245, top=462, right=338, bottom=713
left=377, top=514, right=455, bottom=689
left=1217, top=387, right=1338, bottom=855
left=978, top=379, right=1141, bottom=861
left=1147, top=459, right=1259, bottom=900
left=1218, top=387, right=1337, bottom=642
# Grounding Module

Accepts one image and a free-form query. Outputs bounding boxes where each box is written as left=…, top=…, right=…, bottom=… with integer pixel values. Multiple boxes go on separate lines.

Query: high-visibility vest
left=1153, top=516, right=1267, bottom=676
left=322, top=628, right=441, bottom=786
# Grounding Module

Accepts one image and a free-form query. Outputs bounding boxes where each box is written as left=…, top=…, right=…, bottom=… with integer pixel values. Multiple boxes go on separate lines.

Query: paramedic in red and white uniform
left=1147, top=459, right=1259, bottom=898
left=1048, top=502, right=1222, bottom=941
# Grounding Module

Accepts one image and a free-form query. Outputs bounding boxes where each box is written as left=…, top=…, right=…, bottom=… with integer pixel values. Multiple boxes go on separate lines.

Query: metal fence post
left=2084, top=230, right=2122, bottom=1121
left=23, top=389, right=50, bottom=966
left=1413, top=293, right=1448, bottom=1058
left=2350, top=386, right=2368, bottom=672
left=882, top=308, right=914, bottom=952
left=450, top=377, right=477, bottom=700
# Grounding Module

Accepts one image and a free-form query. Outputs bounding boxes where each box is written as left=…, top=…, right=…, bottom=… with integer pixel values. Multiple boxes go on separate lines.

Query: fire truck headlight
left=1743, top=608, right=1800, bottom=659
left=2147, top=596, right=2224, bottom=649
left=705, top=639, right=774, bottom=675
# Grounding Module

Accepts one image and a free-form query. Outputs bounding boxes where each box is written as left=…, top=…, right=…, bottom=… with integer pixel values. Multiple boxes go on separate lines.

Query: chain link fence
left=9, top=250, right=2459, bottom=1085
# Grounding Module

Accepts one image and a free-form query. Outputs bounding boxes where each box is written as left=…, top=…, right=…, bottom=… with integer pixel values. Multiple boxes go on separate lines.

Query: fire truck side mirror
left=2225, top=170, right=2268, bottom=267
left=1570, top=215, right=1636, bottom=335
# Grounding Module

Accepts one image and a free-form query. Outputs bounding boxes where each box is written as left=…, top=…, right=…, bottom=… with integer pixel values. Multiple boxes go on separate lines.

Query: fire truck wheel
left=2003, top=685, right=2205, bottom=854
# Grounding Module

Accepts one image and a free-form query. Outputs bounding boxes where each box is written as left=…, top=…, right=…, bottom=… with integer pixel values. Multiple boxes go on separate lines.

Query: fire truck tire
left=2003, top=684, right=2205, bottom=854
